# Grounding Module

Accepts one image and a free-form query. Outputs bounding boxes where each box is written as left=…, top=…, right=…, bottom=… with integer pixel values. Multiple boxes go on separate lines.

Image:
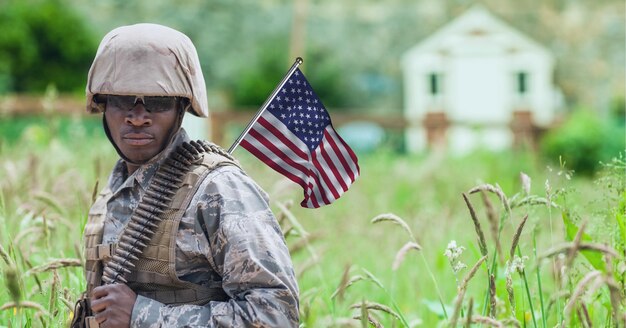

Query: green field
left=0, top=116, right=624, bottom=327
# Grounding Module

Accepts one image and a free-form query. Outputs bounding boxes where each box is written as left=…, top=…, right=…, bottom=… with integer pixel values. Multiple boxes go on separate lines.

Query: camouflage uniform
left=87, top=129, right=299, bottom=327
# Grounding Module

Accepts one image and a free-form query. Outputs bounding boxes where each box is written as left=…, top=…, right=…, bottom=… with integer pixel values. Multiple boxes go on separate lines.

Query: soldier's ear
left=94, top=94, right=107, bottom=112
left=179, top=97, right=191, bottom=112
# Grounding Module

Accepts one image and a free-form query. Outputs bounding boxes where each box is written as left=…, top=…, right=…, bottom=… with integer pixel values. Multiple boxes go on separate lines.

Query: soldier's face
left=104, top=96, right=180, bottom=164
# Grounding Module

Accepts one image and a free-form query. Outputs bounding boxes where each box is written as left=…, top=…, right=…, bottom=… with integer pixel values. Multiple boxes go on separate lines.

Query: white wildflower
left=505, top=255, right=529, bottom=276
left=452, top=262, right=467, bottom=273
left=444, top=240, right=466, bottom=274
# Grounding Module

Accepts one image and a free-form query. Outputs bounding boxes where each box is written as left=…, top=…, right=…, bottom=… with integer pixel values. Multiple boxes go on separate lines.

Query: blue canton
left=266, top=68, right=331, bottom=150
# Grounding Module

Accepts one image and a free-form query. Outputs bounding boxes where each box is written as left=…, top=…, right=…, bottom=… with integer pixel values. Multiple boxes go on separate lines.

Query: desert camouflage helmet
left=85, top=23, right=209, bottom=117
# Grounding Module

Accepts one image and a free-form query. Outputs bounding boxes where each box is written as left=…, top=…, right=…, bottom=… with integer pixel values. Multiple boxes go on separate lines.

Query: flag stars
left=264, top=70, right=338, bottom=153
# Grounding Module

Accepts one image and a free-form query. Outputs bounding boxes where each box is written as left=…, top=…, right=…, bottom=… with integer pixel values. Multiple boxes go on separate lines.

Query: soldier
left=76, top=23, right=299, bottom=327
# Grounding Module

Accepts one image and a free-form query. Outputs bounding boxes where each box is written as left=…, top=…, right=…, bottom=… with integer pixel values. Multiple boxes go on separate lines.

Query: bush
left=0, top=0, right=97, bottom=94
left=541, top=109, right=625, bottom=176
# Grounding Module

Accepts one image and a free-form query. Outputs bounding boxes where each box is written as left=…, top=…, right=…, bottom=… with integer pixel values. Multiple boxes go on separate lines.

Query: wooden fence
left=0, top=95, right=408, bottom=147
left=2, top=95, right=548, bottom=151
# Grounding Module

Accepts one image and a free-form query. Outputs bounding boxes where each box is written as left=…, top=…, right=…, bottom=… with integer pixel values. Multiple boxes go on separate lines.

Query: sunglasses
left=96, top=95, right=183, bottom=113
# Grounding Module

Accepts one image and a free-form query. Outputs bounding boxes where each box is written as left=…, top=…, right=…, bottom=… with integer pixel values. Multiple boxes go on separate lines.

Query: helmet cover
left=85, top=23, right=208, bottom=117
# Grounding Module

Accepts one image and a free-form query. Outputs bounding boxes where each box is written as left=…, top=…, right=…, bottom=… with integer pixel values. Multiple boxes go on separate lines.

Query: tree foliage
left=0, top=0, right=96, bottom=94
left=541, top=108, right=625, bottom=175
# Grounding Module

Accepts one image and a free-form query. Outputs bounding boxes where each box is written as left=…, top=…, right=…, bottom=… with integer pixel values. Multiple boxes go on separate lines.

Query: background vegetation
left=1, top=0, right=624, bottom=110
left=0, top=115, right=624, bottom=327
left=0, top=0, right=624, bottom=326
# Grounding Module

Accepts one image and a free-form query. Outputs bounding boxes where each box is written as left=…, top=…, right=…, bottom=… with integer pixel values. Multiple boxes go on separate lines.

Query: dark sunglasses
left=96, top=95, right=183, bottom=113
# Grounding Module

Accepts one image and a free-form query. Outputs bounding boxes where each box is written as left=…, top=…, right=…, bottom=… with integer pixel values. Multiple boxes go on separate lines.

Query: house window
left=429, top=72, right=443, bottom=95
left=517, top=72, right=528, bottom=95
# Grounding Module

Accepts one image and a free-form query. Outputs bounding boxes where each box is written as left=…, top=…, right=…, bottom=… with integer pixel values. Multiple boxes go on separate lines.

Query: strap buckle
left=96, top=243, right=116, bottom=260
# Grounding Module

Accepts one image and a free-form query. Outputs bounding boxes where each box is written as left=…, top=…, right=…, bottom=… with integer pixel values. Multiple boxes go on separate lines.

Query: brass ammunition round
left=166, top=158, right=189, bottom=170
left=183, top=142, right=200, bottom=155
left=135, top=208, right=162, bottom=222
left=155, top=171, right=183, bottom=184
left=137, top=204, right=164, bottom=215
left=127, top=221, right=155, bottom=236
left=143, top=196, right=166, bottom=208
left=161, top=166, right=185, bottom=178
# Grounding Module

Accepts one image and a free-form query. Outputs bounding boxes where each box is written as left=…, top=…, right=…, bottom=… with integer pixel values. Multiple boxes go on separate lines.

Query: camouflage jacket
left=88, top=129, right=299, bottom=327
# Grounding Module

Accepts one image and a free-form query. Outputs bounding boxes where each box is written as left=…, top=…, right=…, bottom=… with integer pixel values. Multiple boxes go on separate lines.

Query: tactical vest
left=83, top=151, right=238, bottom=305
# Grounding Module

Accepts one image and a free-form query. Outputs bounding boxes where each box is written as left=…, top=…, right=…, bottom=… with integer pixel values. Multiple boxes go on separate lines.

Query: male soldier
left=78, top=23, right=299, bottom=327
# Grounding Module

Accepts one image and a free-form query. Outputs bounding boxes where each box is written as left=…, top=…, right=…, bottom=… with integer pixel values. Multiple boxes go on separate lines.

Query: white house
left=402, top=5, right=560, bottom=154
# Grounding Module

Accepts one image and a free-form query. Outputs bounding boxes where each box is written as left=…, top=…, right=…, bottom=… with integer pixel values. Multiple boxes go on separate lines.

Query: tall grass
left=0, top=118, right=624, bottom=327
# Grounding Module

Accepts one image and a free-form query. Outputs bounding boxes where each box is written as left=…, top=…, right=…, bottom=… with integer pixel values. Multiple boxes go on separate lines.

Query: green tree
left=541, top=109, right=626, bottom=175
left=0, top=0, right=97, bottom=94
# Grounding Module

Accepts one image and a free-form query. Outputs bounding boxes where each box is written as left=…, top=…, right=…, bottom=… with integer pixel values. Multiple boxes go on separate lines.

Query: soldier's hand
left=90, top=284, right=136, bottom=328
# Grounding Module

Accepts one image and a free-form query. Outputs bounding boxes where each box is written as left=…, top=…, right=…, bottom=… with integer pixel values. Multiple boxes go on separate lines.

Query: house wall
left=403, top=43, right=556, bottom=154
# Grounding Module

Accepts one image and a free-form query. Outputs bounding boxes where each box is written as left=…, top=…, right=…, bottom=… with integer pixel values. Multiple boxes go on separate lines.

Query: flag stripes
left=239, top=67, right=359, bottom=208
left=242, top=111, right=359, bottom=208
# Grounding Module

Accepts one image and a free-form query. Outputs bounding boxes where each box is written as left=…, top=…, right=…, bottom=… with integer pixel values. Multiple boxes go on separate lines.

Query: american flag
left=240, top=68, right=360, bottom=208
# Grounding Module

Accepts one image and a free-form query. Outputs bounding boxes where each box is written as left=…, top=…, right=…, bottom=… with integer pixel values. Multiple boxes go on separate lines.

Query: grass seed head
left=520, top=172, right=531, bottom=195
left=506, top=274, right=516, bottom=313
left=392, top=241, right=421, bottom=271
left=0, top=243, right=11, bottom=265
left=371, top=213, right=415, bottom=242
left=509, top=214, right=529, bottom=259
left=462, top=193, right=488, bottom=257
left=4, top=265, right=21, bottom=304
left=449, top=255, right=488, bottom=328
left=468, top=183, right=511, bottom=216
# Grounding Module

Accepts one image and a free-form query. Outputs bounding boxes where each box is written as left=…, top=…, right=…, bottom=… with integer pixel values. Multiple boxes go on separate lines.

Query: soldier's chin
left=122, top=151, right=153, bottom=165
left=125, top=147, right=169, bottom=166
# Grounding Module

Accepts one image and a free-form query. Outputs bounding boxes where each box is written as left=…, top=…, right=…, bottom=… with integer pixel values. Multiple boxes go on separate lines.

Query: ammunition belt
left=101, top=140, right=234, bottom=284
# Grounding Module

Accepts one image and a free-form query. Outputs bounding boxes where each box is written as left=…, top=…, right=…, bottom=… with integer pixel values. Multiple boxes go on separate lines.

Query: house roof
left=402, top=5, right=553, bottom=65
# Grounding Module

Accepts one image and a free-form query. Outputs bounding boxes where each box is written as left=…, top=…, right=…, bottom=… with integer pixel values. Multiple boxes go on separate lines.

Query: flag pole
left=227, top=57, right=304, bottom=154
